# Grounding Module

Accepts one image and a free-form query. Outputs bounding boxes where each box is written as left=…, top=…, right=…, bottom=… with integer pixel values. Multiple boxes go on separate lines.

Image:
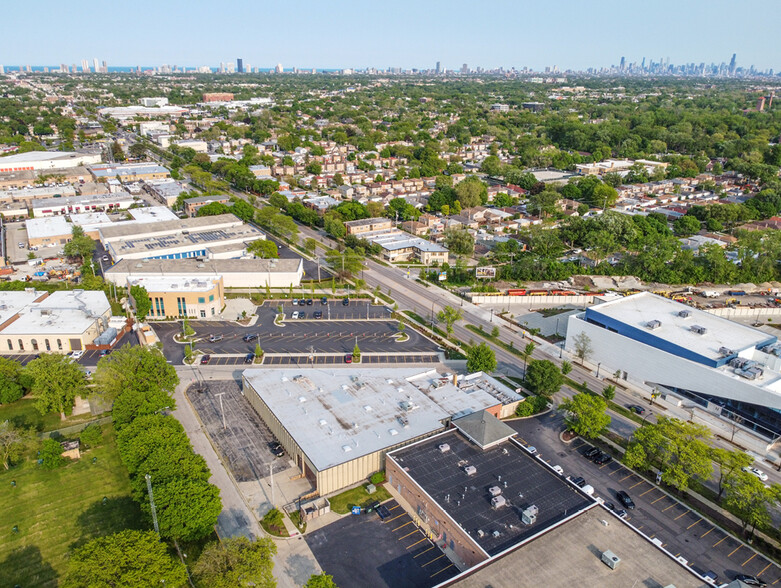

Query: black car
left=314, top=311, right=322, bottom=319
left=244, top=353, right=255, bottom=364
left=735, top=574, right=767, bottom=587
left=298, top=311, right=306, bottom=319
left=584, top=447, right=600, bottom=459
left=628, top=404, right=646, bottom=415
left=243, top=333, right=258, bottom=342
left=342, top=297, right=350, bottom=306
left=594, top=452, right=613, bottom=465
left=616, top=490, right=635, bottom=510
left=570, top=476, right=586, bottom=488
left=306, top=299, right=313, bottom=306
left=321, top=297, right=328, bottom=305
left=269, top=442, right=284, bottom=457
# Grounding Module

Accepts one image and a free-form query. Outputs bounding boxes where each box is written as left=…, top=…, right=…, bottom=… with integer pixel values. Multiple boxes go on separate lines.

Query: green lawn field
left=0, top=425, right=146, bottom=587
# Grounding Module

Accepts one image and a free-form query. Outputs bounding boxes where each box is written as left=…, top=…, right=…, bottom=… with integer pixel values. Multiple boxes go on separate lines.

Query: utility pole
left=145, top=474, right=160, bottom=535
left=269, top=463, right=275, bottom=506
left=215, top=393, right=226, bottom=430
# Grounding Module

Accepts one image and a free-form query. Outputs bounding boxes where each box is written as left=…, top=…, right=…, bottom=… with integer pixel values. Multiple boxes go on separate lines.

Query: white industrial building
left=0, top=151, right=102, bottom=173
left=30, top=192, right=136, bottom=217
left=565, top=292, right=781, bottom=440
left=98, top=105, right=188, bottom=121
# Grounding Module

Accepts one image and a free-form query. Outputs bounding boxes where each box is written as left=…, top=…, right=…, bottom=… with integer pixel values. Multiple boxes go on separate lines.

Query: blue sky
left=2, top=0, right=779, bottom=71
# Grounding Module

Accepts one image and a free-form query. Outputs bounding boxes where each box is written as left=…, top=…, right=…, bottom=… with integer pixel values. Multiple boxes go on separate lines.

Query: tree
left=524, top=359, right=564, bottom=397
left=572, top=332, right=593, bottom=365
left=454, top=177, right=487, bottom=208
left=561, top=360, right=572, bottom=375
left=63, top=530, right=188, bottom=588
left=436, top=306, right=463, bottom=335
left=444, top=229, right=475, bottom=256
left=559, top=393, right=611, bottom=439
left=128, top=143, right=147, bottom=159
left=25, top=354, right=86, bottom=418
left=193, top=536, right=277, bottom=588
left=710, top=448, right=753, bottom=501
left=63, top=225, right=96, bottom=261
left=673, top=215, right=701, bottom=237
left=129, top=284, right=151, bottom=321
left=117, top=414, right=192, bottom=475
left=196, top=202, right=230, bottom=217
left=325, top=248, right=364, bottom=279
left=304, top=238, right=317, bottom=255
left=40, top=437, right=66, bottom=469
left=521, top=342, right=536, bottom=371
left=324, top=215, right=347, bottom=239
left=93, top=346, right=178, bottom=406
left=305, top=573, right=339, bottom=588
left=248, top=239, right=279, bottom=259
left=601, top=384, right=616, bottom=401
left=332, top=173, right=344, bottom=186
left=466, top=342, right=497, bottom=373
left=724, top=473, right=775, bottom=537
left=0, top=357, right=30, bottom=404
left=149, top=476, right=222, bottom=542
left=0, top=420, right=33, bottom=470
left=79, top=424, right=102, bottom=448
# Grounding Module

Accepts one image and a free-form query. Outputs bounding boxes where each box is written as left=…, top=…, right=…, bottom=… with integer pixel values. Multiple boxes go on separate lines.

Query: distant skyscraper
left=93, top=58, right=99, bottom=73
left=729, top=53, right=737, bottom=75
left=0, top=65, right=4, bottom=75
left=275, top=63, right=283, bottom=73
left=102, top=60, right=107, bottom=73
left=237, top=58, right=244, bottom=73
left=619, top=56, right=626, bottom=71
left=461, top=63, right=468, bottom=74
left=435, top=61, right=441, bottom=74
left=81, top=59, right=89, bottom=73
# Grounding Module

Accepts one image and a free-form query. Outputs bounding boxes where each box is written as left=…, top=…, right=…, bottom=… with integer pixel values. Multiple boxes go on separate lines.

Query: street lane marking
left=421, top=554, right=446, bottom=567
left=406, top=537, right=427, bottom=550
left=651, top=495, right=667, bottom=504
left=629, top=480, right=644, bottom=489
left=399, top=530, right=418, bottom=540
left=686, top=518, right=702, bottom=530
left=639, top=487, right=656, bottom=497
left=674, top=511, right=689, bottom=521
left=742, top=553, right=757, bottom=567
left=728, top=544, right=743, bottom=557
left=431, top=564, right=454, bottom=578
left=414, top=546, right=434, bottom=558
left=700, top=527, right=714, bottom=539
left=713, top=536, right=727, bottom=547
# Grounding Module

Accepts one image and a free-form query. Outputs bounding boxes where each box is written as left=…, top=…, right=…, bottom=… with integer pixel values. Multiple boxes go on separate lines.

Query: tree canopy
left=25, top=354, right=87, bottom=418
left=559, top=393, right=611, bottom=438
left=466, top=342, right=497, bottom=373
left=193, top=536, right=277, bottom=588
left=524, top=359, right=564, bottom=397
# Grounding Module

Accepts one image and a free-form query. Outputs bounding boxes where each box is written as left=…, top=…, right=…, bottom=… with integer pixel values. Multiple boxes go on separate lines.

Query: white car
left=69, top=350, right=85, bottom=360
left=743, top=466, right=769, bottom=482
left=291, top=311, right=299, bottom=320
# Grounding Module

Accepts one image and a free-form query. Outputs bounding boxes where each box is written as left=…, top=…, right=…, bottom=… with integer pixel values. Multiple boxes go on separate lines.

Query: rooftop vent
left=298, top=396, right=307, bottom=403
left=646, top=320, right=662, bottom=330
left=318, top=419, right=327, bottom=427
left=690, top=325, right=707, bottom=335
left=363, top=405, right=372, bottom=412
left=464, top=465, right=477, bottom=476
left=719, top=347, right=736, bottom=357
left=341, top=445, right=352, bottom=453
left=438, top=443, right=450, bottom=453
left=388, top=428, right=398, bottom=436
left=678, top=310, right=692, bottom=318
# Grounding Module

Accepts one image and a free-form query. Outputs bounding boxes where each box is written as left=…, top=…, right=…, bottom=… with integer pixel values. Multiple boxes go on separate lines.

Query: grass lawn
left=0, top=424, right=146, bottom=588
left=329, top=483, right=392, bottom=515
left=0, top=397, right=97, bottom=433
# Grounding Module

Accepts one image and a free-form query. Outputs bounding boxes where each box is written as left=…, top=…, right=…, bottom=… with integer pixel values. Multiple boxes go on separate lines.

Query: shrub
left=370, top=471, right=385, bottom=485
left=79, top=424, right=103, bottom=448
left=39, top=438, right=66, bottom=469
left=514, top=396, right=549, bottom=417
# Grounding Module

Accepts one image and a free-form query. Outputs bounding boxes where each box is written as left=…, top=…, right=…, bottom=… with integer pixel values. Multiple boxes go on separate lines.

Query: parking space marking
left=421, top=554, right=446, bottom=568
left=389, top=504, right=401, bottom=511
left=414, top=546, right=435, bottom=558
left=639, top=487, right=656, bottom=497
left=406, top=537, right=427, bottom=550
left=629, top=480, right=644, bottom=489
left=700, top=527, right=714, bottom=539
left=431, top=564, right=454, bottom=578
left=388, top=514, right=407, bottom=525
left=399, top=530, right=418, bottom=541
left=728, top=544, right=743, bottom=558
left=686, top=518, right=702, bottom=530
left=713, top=536, right=728, bottom=547
left=608, top=466, right=623, bottom=476
left=662, top=503, right=677, bottom=512
left=758, top=562, right=773, bottom=577
left=674, top=510, right=689, bottom=521
left=742, top=552, right=757, bottom=567
left=619, top=473, right=634, bottom=482
left=651, top=494, right=667, bottom=504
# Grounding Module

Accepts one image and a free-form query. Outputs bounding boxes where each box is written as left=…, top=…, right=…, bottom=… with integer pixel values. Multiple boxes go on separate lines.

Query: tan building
left=344, top=217, right=393, bottom=235
left=183, top=195, right=231, bottom=218
left=202, top=93, right=234, bottom=102
left=0, top=170, right=36, bottom=189
left=128, top=275, right=224, bottom=320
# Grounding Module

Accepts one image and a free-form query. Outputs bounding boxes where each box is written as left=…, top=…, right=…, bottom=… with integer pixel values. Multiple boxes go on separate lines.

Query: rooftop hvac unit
left=488, top=486, right=502, bottom=497
left=601, top=550, right=621, bottom=570
left=690, top=325, right=707, bottom=335
left=521, top=505, right=538, bottom=525
left=678, top=310, right=692, bottom=318
left=491, top=495, right=507, bottom=509
left=719, top=347, right=736, bottom=357
left=646, top=320, right=662, bottom=330
left=438, top=443, right=450, bottom=453
left=464, top=465, right=477, bottom=476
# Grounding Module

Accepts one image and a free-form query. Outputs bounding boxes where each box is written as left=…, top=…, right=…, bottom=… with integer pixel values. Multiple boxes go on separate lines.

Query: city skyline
left=2, top=0, right=780, bottom=72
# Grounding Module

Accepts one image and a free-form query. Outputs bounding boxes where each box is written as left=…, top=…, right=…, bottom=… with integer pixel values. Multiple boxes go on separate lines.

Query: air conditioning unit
left=646, top=320, right=662, bottom=330
left=438, top=443, right=450, bottom=453
left=464, top=465, right=477, bottom=476
left=601, top=550, right=621, bottom=570
left=488, top=486, right=502, bottom=497
left=678, top=310, right=691, bottom=318
left=521, top=505, right=538, bottom=525
left=690, top=325, right=707, bottom=335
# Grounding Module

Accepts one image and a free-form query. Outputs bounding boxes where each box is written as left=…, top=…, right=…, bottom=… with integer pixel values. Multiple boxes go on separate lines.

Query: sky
left=2, top=0, right=779, bottom=71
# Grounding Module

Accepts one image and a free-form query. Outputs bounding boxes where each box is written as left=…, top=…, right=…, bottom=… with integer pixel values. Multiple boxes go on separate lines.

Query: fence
left=469, top=294, right=596, bottom=306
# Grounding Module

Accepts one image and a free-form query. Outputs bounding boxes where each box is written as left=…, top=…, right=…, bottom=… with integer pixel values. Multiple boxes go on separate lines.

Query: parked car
left=244, top=353, right=254, bottom=364
left=200, top=355, right=211, bottom=365
left=321, top=297, right=328, bottom=305
left=208, top=334, right=224, bottom=343
left=314, top=311, right=322, bottom=319
left=99, top=349, right=111, bottom=357
left=570, top=476, right=586, bottom=488
left=292, top=299, right=299, bottom=306
left=291, top=311, right=299, bottom=319
left=344, top=354, right=352, bottom=364
left=743, top=466, right=769, bottom=481
left=584, top=447, right=600, bottom=459
left=306, top=299, right=313, bottom=306
left=102, top=255, right=110, bottom=263
left=298, top=311, right=306, bottom=319
left=269, top=442, right=284, bottom=457
left=616, top=490, right=635, bottom=510
left=69, top=350, right=85, bottom=360
left=376, top=503, right=391, bottom=520
left=628, top=405, right=646, bottom=415
left=594, top=452, right=613, bottom=465
left=526, top=446, right=537, bottom=455
left=342, top=298, right=350, bottom=306
left=614, top=508, right=628, bottom=518
left=734, top=574, right=767, bottom=587
left=242, top=334, right=258, bottom=342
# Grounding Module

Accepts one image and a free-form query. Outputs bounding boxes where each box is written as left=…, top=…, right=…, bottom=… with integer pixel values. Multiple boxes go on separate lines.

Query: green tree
left=196, top=202, right=230, bottom=217
left=572, top=332, right=593, bottom=365
left=710, top=448, right=753, bottom=501
left=521, top=342, right=536, bottom=371
left=128, top=143, right=147, bottom=159
left=466, top=342, right=497, bottom=373
left=193, top=536, right=277, bottom=588
left=79, top=424, right=102, bottom=448
left=304, top=237, right=317, bottom=255
left=63, top=225, right=96, bottom=261
left=560, top=360, right=572, bottom=375
left=305, top=572, right=339, bottom=588
left=436, top=306, right=463, bottom=335
left=601, top=384, right=616, bottom=401
left=444, top=229, right=475, bottom=256
left=306, top=161, right=323, bottom=175
left=524, top=359, right=564, bottom=397
left=39, top=438, right=66, bottom=469
left=0, top=357, right=30, bottom=404
left=25, top=354, right=86, bottom=418
left=673, top=215, right=701, bottom=237
left=0, top=420, right=33, bottom=470
left=325, top=248, right=364, bottom=279
left=63, top=530, right=188, bottom=588
left=248, top=239, right=279, bottom=259
left=149, top=476, right=222, bottom=542
left=93, top=346, right=178, bottom=406
left=129, top=284, right=151, bottom=321
left=324, top=215, right=347, bottom=239
left=559, top=393, right=611, bottom=439
left=724, top=473, right=775, bottom=538
left=332, top=173, right=344, bottom=186
left=352, top=343, right=361, bottom=361
left=454, top=177, right=487, bottom=208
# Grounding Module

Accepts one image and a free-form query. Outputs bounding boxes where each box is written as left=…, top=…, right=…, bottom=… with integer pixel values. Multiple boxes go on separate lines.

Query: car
left=616, top=490, right=635, bottom=510
left=604, top=502, right=615, bottom=511
left=17, top=242, right=24, bottom=248
left=69, top=350, right=84, bottom=360
left=691, top=567, right=718, bottom=584
left=743, top=466, right=769, bottom=481
left=314, top=311, right=322, bottom=319
left=570, top=476, right=586, bottom=488
left=342, top=297, right=350, bottom=306
left=291, top=311, right=299, bottom=319
left=242, top=334, right=258, bottom=342
left=628, top=405, right=646, bottom=415
left=584, top=447, right=600, bottom=459
left=298, top=311, right=306, bottom=319
left=200, top=355, right=211, bottom=364
left=344, top=354, right=353, bottom=364
left=594, top=452, right=613, bottom=465
left=614, top=508, right=628, bottom=518
left=102, top=255, right=110, bottom=263
left=734, top=574, right=767, bottom=587
left=306, top=299, right=313, bottom=306
left=244, top=353, right=255, bottom=364
left=526, top=446, right=537, bottom=455
left=321, top=297, right=328, bottom=305
left=208, top=334, right=224, bottom=342
left=292, top=299, right=299, bottom=306
left=552, top=465, right=564, bottom=475
left=99, top=349, right=111, bottom=357
left=269, top=442, right=284, bottom=457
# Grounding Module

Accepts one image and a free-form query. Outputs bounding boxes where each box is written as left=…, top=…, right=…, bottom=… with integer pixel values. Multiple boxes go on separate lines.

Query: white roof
left=127, top=206, right=179, bottom=223
left=26, top=216, right=72, bottom=239
left=242, top=368, right=507, bottom=472
left=0, top=291, right=45, bottom=326
left=127, top=275, right=218, bottom=293
left=0, top=290, right=110, bottom=336
left=0, top=151, right=92, bottom=163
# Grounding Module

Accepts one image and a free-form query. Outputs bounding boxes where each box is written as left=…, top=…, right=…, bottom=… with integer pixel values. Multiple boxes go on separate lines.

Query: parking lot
left=508, top=412, right=781, bottom=586
left=305, top=500, right=458, bottom=588
left=274, top=298, right=391, bottom=321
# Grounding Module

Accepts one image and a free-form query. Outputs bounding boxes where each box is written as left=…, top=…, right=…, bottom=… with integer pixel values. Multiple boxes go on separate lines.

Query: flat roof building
left=88, top=163, right=170, bottom=182
left=143, top=179, right=188, bottom=207
left=241, top=368, right=521, bottom=496
left=565, top=292, right=781, bottom=441
left=30, top=192, right=136, bottom=218
left=128, top=275, right=223, bottom=320
left=0, top=151, right=102, bottom=173
left=359, top=228, right=449, bottom=265
left=183, top=195, right=231, bottom=217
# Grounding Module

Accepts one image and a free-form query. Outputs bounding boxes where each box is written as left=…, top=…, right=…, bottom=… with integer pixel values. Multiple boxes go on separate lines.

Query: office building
left=237, top=58, right=244, bottom=73
left=436, top=61, right=441, bottom=74
left=128, top=275, right=224, bottom=320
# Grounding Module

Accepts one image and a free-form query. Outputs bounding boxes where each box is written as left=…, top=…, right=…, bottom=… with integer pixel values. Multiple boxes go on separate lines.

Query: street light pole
left=269, top=463, right=275, bottom=506
left=596, top=363, right=601, bottom=379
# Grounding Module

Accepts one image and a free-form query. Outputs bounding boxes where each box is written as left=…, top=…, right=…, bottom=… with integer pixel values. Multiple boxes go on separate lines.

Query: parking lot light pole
left=215, top=393, right=226, bottom=430
left=269, top=463, right=275, bottom=506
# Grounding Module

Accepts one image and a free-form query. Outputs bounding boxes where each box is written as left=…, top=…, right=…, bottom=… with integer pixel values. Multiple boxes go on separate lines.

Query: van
left=581, top=484, right=595, bottom=496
